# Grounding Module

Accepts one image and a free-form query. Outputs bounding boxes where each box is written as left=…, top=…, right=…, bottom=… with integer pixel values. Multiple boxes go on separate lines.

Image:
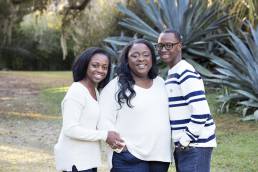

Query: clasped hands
left=106, top=131, right=125, bottom=150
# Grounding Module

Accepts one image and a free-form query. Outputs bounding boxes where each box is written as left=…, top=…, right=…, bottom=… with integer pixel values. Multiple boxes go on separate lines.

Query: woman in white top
left=99, top=39, right=172, bottom=172
left=54, top=47, right=123, bottom=172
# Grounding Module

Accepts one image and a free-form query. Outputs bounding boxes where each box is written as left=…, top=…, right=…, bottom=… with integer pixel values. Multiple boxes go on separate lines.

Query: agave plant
left=104, top=0, right=230, bottom=68
left=206, top=22, right=258, bottom=121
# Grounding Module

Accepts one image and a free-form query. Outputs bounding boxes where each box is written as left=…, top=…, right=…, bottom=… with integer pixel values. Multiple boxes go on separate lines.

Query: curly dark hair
left=116, top=39, right=158, bottom=108
left=72, top=47, right=112, bottom=89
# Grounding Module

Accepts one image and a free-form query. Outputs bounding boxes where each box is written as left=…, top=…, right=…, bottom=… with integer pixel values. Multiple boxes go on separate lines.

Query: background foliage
left=0, top=0, right=258, bottom=119
left=0, top=0, right=128, bottom=70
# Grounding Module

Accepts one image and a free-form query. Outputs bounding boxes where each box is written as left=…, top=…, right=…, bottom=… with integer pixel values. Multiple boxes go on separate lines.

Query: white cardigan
left=99, top=77, right=172, bottom=164
left=54, top=82, right=107, bottom=171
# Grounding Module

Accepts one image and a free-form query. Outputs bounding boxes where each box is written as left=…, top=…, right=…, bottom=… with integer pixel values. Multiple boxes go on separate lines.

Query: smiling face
left=86, top=53, right=109, bottom=84
left=128, top=43, right=152, bottom=79
left=158, top=32, right=182, bottom=68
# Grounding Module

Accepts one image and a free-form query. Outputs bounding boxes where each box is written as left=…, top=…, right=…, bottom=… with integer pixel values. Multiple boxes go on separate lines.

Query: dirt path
left=0, top=73, right=64, bottom=171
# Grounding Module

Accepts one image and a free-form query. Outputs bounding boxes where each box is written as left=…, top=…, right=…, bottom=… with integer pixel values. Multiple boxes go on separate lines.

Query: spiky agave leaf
left=104, top=0, right=230, bottom=73
left=207, top=22, right=258, bottom=119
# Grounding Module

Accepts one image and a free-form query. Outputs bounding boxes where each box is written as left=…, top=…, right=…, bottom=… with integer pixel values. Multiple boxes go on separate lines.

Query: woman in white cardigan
left=54, top=47, right=123, bottom=172
left=99, top=39, right=172, bottom=172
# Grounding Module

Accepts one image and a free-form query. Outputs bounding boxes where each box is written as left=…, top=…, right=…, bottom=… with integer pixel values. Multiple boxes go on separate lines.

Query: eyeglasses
left=155, top=42, right=180, bottom=51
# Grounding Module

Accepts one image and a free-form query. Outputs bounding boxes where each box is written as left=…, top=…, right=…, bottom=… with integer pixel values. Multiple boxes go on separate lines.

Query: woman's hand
left=106, top=131, right=125, bottom=149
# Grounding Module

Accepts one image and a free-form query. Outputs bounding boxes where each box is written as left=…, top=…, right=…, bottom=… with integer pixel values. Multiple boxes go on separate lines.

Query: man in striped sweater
left=156, top=29, right=217, bottom=172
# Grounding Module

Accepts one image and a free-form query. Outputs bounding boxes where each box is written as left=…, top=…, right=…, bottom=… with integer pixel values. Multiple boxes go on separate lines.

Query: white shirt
left=99, top=76, right=172, bottom=164
left=54, top=82, right=107, bottom=171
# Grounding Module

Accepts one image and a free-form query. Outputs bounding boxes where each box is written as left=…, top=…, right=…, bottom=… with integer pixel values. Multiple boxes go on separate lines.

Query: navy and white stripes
left=166, top=70, right=202, bottom=85
left=166, top=60, right=217, bottom=147
left=168, top=90, right=206, bottom=107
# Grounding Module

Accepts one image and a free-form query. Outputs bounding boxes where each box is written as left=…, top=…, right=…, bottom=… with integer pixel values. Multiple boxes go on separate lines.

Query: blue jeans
left=63, top=165, right=97, bottom=172
left=174, top=147, right=213, bottom=172
left=111, top=150, right=170, bottom=172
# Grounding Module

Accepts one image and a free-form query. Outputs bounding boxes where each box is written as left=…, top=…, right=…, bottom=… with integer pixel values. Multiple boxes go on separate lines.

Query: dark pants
left=174, top=147, right=213, bottom=172
left=111, top=150, right=170, bottom=172
left=63, top=165, right=97, bottom=172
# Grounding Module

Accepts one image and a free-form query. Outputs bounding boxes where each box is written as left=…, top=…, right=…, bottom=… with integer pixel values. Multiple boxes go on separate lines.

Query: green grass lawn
left=1, top=71, right=257, bottom=171
left=39, top=86, right=69, bottom=115
left=208, top=90, right=258, bottom=172
left=212, top=127, right=258, bottom=172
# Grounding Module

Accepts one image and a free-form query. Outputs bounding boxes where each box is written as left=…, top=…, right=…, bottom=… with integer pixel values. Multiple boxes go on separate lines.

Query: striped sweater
left=165, top=60, right=217, bottom=147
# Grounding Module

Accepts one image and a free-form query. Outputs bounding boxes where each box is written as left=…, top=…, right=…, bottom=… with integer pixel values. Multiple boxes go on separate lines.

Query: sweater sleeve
left=62, top=85, right=107, bottom=141
left=98, top=79, right=118, bottom=131
left=179, top=70, right=211, bottom=144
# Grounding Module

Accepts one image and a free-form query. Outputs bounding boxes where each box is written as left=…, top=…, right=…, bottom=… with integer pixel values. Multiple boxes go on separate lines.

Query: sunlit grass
left=0, top=71, right=72, bottom=79
left=43, top=87, right=68, bottom=94
left=39, top=86, right=68, bottom=115
left=0, top=145, right=52, bottom=163
left=0, top=144, right=56, bottom=172
left=0, top=111, right=61, bottom=120
left=0, top=97, right=14, bottom=101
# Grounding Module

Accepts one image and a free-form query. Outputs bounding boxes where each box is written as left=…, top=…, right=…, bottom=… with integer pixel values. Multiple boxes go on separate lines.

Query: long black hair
left=72, top=47, right=112, bottom=89
left=116, top=39, right=158, bottom=108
